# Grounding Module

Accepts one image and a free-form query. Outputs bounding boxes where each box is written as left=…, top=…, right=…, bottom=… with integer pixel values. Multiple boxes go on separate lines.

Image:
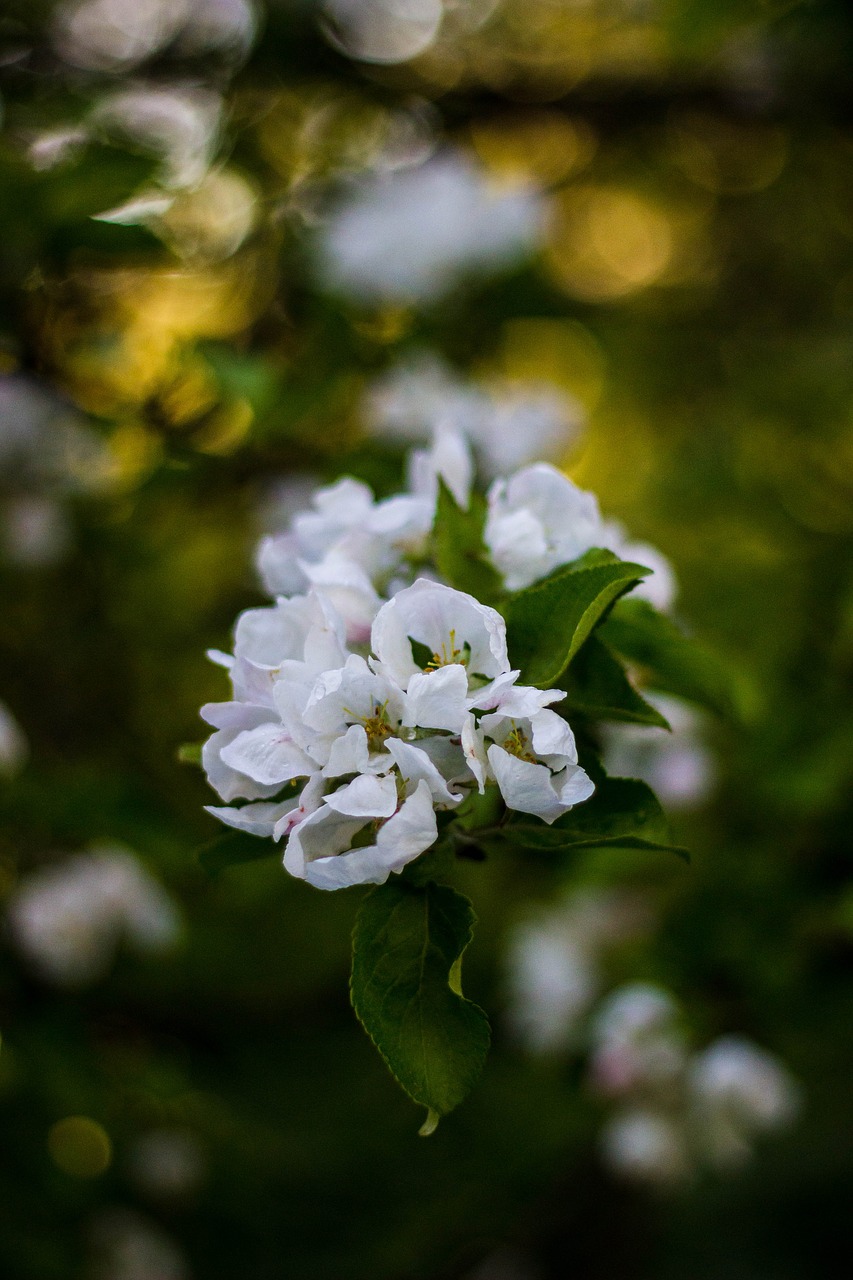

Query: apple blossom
left=485, top=463, right=603, bottom=590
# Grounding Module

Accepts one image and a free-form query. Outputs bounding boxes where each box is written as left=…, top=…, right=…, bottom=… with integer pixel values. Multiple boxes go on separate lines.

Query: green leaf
left=350, top=881, right=490, bottom=1127
left=503, top=553, right=651, bottom=688
left=198, top=831, right=278, bottom=877
left=599, top=598, right=748, bottom=720
left=562, top=636, right=671, bottom=728
left=433, top=480, right=503, bottom=602
left=408, top=635, right=436, bottom=670
left=498, top=775, right=688, bottom=858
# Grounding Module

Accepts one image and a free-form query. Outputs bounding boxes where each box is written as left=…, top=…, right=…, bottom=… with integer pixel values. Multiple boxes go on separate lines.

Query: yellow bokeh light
left=546, top=184, right=674, bottom=301
left=667, top=112, right=787, bottom=195
left=48, top=1116, right=112, bottom=1179
left=470, top=111, right=598, bottom=186
left=493, top=317, right=607, bottom=411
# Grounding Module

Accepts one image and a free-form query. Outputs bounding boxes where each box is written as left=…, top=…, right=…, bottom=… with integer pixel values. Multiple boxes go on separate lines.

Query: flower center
left=352, top=700, right=394, bottom=752
left=503, top=725, right=537, bottom=764
left=425, top=630, right=471, bottom=671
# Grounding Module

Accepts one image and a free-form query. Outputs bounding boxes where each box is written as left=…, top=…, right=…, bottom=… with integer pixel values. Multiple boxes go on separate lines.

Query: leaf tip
left=419, top=1108, right=441, bottom=1137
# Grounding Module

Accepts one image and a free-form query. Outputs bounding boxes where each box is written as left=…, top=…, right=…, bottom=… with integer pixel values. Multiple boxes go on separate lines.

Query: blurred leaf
left=562, top=635, right=671, bottom=728
left=599, top=598, right=747, bottom=719
left=503, top=552, right=650, bottom=688
left=433, top=480, right=503, bottom=602
left=350, top=880, right=490, bottom=1127
left=497, top=775, right=688, bottom=858
left=178, top=742, right=204, bottom=766
left=198, top=830, right=278, bottom=876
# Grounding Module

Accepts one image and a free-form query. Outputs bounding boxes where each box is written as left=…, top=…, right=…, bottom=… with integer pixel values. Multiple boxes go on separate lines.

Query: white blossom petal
left=323, top=771, right=398, bottom=818
left=384, top=736, right=462, bottom=807
left=403, top=663, right=469, bottom=732
left=204, top=799, right=299, bottom=837
left=219, top=723, right=314, bottom=787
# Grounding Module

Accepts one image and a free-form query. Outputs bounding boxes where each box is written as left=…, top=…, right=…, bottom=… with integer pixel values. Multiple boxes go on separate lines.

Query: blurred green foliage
left=1, top=0, right=852, bottom=1277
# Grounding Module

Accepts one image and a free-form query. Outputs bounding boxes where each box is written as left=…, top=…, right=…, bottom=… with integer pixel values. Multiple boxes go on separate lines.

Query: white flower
left=256, top=477, right=432, bottom=642
left=479, top=703, right=594, bottom=824
left=7, top=846, right=181, bottom=987
left=315, top=151, right=545, bottom=304
left=54, top=0, right=255, bottom=73
left=688, top=1036, right=800, bottom=1168
left=485, top=463, right=603, bottom=591
left=505, top=922, right=597, bottom=1055
left=602, top=694, right=715, bottom=811
left=298, top=653, right=406, bottom=775
left=0, top=374, right=111, bottom=567
left=505, top=889, right=654, bottom=1055
left=600, top=1109, right=690, bottom=1185
left=322, top=0, right=443, bottom=66
left=407, top=425, right=473, bottom=510
left=589, top=983, right=687, bottom=1096
left=371, top=579, right=513, bottom=728
left=201, top=592, right=350, bottom=802
left=284, top=777, right=437, bottom=890
left=601, top=518, right=677, bottom=612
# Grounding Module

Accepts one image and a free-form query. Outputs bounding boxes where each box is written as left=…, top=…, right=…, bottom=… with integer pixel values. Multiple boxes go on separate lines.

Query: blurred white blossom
left=589, top=983, right=687, bottom=1097
left=505, top=890, right=652, bottom=1053
left=688, top=1036, right=800, bottom=1169
left=600, top=1108, right=691, bottom=1186
left=591, top=985, right=800, bottom=1186
left=316, top=151, right=545, bottom=303
left=365, top=350, right=584, bottom=479
left=0, top=702, right=28, bottom=778
left=88, top=1208, right=190, bottom=1280
left=322, top=0, right=444, bottom=65
left=485, top=462, right=677, bottom=608
left=127, top=1128, right=207, bottom=1201
left=54, top=0, right=255, bottom=72
left=7, top=846, right=181, bottom=987
left=602, top=694, right=716, bottom=811
left=0, top=375, right=110, bottom=567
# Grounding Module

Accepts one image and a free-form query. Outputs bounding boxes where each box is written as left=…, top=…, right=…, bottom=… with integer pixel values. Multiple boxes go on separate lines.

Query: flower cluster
left=202, top=430, right=680, bottom=890
left=593, top=984, right=800, bottom=1185
left=506, top=898, right=800, bottom=1183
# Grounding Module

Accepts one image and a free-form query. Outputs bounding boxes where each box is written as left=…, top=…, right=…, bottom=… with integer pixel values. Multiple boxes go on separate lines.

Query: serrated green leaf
left=433, top=480, right=503, bottom=602
left=599, top=598, right=748, bottom=720
left=350, top=881, right=490, bottom=1124
left=498, top=776, right=688, bottom=859
left=562, top=636, right=671, bottom=728
left=503, top=554, right=651, bottom=688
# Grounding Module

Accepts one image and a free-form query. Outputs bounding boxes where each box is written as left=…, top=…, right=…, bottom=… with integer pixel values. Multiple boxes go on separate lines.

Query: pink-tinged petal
left=273, top=773, right=326, bottom=840
left=461, top=714, right=488, bottom=793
